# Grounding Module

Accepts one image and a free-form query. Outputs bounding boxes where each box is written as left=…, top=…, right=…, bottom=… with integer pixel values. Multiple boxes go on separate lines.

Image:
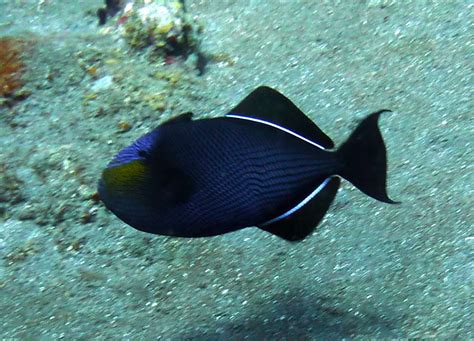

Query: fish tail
left=337, top=110, right=398, bottom=204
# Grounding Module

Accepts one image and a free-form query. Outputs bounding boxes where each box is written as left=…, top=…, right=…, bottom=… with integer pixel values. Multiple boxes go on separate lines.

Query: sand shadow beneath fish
left=177, top=289, right=398, bottom=339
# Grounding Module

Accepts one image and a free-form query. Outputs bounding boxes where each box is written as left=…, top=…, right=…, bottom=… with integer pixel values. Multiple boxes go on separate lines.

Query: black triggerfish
left=98, top=86, right=398, bottom=241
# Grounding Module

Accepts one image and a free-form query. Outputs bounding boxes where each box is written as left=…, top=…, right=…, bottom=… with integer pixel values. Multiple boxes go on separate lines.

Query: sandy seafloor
left=0, top=0, right=472, bottom=339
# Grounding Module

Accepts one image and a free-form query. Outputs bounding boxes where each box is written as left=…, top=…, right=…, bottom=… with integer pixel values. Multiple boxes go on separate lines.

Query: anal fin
left=258, top=176, right=340, bottom=241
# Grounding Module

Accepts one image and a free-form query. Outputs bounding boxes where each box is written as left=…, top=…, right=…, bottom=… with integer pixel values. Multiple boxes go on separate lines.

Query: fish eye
left=138, top=150, right=150, bottom=159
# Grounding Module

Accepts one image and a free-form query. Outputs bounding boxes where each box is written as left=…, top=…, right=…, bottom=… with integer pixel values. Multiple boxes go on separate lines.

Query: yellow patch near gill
left=102, top=160, right=148, bottom=191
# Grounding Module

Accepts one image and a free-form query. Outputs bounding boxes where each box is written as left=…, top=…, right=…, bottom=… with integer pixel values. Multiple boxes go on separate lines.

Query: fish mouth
left=97, top=178, right=107, bottom=204
left=97, top=177, right=118, bottom=209
left=97, top=177, right=124, bottom=218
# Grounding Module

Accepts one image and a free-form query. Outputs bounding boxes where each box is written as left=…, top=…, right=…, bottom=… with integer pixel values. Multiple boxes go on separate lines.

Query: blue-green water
left=0, top=1, right=472, bottom=339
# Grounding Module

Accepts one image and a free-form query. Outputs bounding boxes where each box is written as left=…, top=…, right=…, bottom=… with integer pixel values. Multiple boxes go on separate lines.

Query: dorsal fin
left=161, top=112, right=193, bottom=126
left=258, top=176, right=340, bottom=241
left=226, top=86, right=334, bottom=149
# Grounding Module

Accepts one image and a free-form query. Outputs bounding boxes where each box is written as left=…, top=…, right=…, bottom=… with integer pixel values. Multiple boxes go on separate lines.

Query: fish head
left=98, top=127, right=194, bottom=233
left=98, top=130, right=159, bottom=225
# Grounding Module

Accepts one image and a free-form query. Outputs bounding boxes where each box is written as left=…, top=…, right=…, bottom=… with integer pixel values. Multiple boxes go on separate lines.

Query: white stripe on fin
left=260, top=176, right=337, bottom=226
left=226, top=114, right=327, bottom=150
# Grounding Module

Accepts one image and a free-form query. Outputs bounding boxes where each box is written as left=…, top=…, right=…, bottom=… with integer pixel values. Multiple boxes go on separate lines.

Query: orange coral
left=0, top=37, right=26, bottom=97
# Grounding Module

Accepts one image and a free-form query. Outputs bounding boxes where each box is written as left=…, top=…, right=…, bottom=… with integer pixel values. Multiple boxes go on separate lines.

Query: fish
left=98, top=86, right=398, bottom=241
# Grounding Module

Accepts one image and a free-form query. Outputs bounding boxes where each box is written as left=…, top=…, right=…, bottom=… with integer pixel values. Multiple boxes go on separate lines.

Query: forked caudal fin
left=337, top=110, right=399, bottom=204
